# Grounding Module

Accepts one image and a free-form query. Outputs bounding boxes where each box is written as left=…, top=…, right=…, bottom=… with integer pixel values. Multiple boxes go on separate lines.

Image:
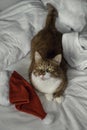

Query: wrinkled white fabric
left=62, top=32, right=87, bottom=70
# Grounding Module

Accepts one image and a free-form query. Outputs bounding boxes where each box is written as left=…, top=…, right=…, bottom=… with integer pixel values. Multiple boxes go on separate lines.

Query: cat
left=29, top=3, right=67, bottom=102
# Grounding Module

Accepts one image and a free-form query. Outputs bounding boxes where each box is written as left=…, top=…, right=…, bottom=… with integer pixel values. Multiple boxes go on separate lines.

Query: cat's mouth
left=39, top=72, right=51, bottom=80
left=32, top=72, right=51, bottom=80
left=39, top=75, right=50, bottom=80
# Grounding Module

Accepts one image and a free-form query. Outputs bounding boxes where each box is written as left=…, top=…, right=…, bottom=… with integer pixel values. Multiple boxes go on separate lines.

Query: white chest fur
left=31, top=73, right=62, bottom=94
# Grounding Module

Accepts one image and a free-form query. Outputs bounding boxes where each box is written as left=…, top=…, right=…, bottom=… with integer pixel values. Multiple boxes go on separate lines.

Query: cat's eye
left=38, top=65, right=44, bottom=70
left=48, top=67, right=54, bottom=72
left=39, top=70, right=45, bottom=75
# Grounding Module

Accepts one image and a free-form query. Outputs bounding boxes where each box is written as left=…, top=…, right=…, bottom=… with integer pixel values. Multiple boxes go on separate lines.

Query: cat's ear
left=35, top=51, right=42, bottom=63
left=53, top=54, right=62, bottom=65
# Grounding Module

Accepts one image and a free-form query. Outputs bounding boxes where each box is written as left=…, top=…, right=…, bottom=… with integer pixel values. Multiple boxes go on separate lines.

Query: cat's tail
left=45, top=3, right=58, bottom=29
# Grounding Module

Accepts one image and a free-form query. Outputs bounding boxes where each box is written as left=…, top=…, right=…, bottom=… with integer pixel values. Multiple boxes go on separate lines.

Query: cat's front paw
left=54, top=96, right=64, bottom=103
left=45, top=94, right=54, bottom=101
left=45, top=94, right=64, bottom=103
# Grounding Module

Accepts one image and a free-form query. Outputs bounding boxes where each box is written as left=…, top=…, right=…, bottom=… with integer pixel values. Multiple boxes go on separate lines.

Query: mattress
left=0, top=0, right=87, bottom=130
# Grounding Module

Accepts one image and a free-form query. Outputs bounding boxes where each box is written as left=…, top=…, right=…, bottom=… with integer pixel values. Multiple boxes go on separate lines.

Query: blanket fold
left=9, top=71, right=47, bottom=119
left=62, top=32, right=87, bottom=70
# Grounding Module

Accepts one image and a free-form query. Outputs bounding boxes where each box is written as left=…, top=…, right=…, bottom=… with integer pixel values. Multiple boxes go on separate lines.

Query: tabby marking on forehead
left=36, top=61, right=56, bottom=73
left=37, top=61, right=54, bottom=71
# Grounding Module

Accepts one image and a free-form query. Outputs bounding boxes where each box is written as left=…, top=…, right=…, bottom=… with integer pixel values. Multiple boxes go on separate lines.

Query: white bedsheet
left=0, top=0, right=87, bottom=130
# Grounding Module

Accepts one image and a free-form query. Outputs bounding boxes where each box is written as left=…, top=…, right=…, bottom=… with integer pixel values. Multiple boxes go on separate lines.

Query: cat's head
left=32, top=51, right=63, bottom=80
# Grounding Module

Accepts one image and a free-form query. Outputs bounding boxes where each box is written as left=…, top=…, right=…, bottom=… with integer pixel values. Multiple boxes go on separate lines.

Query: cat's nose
left=45, top=72, right=50, bottom=79
left=40, top=75, right=44, bottom=79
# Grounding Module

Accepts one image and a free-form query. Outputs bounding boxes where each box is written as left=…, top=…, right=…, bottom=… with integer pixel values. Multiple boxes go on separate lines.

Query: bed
left=0, top=0, right=87, bottom=130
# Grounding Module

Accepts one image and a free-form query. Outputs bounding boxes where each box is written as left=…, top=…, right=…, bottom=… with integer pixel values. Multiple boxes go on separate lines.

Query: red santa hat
left=9, top=71, right=54, bottom=124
